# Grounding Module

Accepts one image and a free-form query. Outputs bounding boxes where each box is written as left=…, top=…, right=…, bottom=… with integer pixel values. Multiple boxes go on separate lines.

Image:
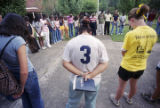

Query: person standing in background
left=104, top=10, right=112, bottom=35
left=64, top=16, right=69, bottom=39
left=40, top=14, right=51, bottom=48
left=147, top=9, right=156, bottom=27
left=68, top=14, right=74, bottom=38
left=54, top=16, right=61, bottom=42
left=89, top=14, right=97, bottom=36
left=59, top=16, right=65, bottom=40
left=111, top=10, right=119, bottom=35
left=118, top=12, right=126, bottom=35
left=98, top=11, right=106, bottom=35
left=32, top=14, right=46, bottom=50
left=74, top=16, right=79, bottom=36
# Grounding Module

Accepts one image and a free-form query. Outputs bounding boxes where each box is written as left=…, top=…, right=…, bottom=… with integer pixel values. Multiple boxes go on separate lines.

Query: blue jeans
left=119, top=25, right=124, bottom=34
left=56, top=29, right=61, bottom=41
left=22, top=70, right=44, bottom=108
left=111, top=22, right=118, bottom=34
left=66, top=81, right=100, bottom=108
left=69, top=23, right=73, bottom=38
left=156, top=22, right=160, bottom=35
left=75, top=27, right=79, bottom=36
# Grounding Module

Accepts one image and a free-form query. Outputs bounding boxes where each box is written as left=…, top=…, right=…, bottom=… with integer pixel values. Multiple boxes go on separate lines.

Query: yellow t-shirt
left=121, top=26, right=157, bottom=72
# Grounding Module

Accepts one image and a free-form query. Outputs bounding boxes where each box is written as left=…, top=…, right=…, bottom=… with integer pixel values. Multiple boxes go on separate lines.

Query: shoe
left=141, top=93, right=156, bottom=103
left=110, top=34, right=113, bottom=36
left=110, top=94, right=120, bottom=107
left=124, top=92, right=133, bottom=104
left=42, top=46, right=46, bottom=50
left=47, top=45, right=52, bottom=48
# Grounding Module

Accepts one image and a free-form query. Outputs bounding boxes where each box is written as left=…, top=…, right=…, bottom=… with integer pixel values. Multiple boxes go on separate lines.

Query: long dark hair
left=79, top=19, right=91, bottom=34
left=0, top=13, right=29, bottom=41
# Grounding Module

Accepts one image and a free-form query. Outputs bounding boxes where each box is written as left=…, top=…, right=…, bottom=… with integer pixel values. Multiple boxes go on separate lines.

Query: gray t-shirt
left=0, top=35, right=34, bottom=73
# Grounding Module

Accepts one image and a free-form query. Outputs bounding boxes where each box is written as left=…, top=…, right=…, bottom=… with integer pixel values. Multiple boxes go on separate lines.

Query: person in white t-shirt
left=118, top=12, right=126, bottom=35
left=63, top=19, right=109, bottom=108
left=104, top=10, right=112, bottom=35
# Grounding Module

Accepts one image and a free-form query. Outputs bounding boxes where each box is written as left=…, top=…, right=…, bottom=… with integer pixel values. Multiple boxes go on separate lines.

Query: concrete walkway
left=0, top=35, right=160, bottom=108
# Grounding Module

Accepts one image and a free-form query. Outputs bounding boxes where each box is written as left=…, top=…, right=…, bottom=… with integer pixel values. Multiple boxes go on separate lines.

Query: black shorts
left=118, top=66, right=144, bottom=81
left=156, top=66, right=160, bottom=71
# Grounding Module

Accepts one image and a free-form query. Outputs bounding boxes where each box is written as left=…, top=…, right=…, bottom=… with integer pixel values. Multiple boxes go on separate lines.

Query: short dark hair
left=0, top=13, right=29, bottom=40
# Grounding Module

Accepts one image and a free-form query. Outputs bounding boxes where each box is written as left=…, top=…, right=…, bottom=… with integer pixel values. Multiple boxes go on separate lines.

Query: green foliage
left=57, top=0, right=83, bottom=15
left=82, top=0, right=97, bottom=13
left=118, top=0, right=135, bottom=14
left=42, top=0, right=57, bottom=15
left=99, top=0, right=108, bottom=11
left=0, top=0, right=26, bottom=16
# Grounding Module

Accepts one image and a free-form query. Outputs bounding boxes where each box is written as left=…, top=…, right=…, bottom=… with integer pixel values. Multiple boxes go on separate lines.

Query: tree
left=0, top=0, right=26, bottom=16
left=57, top=0, right=83, bottom=15
left=42, top=0, right=57, bottom=15
left=82, top=0, right=97, bottom=13
left=118, top=0, right=135, bottom=14
left=99, top=0, right=109, bottom=11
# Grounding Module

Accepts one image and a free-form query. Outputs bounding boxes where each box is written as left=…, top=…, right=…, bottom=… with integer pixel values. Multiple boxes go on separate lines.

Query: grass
left=110, top=20, right=159, bottom=42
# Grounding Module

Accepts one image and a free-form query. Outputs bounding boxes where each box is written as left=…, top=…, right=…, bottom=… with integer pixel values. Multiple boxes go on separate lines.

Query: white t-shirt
left=105, top=13, right=112, bottom=22
left=119, top=15, right=126, bottom=25
left=32, top=21, right=43, bottom=34
left=63, top=34, right=109, bottom=85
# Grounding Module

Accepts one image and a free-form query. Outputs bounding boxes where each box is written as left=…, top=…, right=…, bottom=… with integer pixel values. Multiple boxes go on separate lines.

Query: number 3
left=80, top=46, right=91, bottom=64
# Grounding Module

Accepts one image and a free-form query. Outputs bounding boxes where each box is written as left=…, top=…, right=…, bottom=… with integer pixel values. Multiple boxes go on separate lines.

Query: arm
left=84, top=62, right=108, bottom=81
left=63, top=60, right=85, bottom=76
left=122, top=50, right=127, bottom=56
left=13, top=45, right=28, bottom=98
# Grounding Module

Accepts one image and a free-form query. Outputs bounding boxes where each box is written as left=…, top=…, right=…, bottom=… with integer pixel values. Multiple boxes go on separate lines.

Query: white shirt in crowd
left=64, top=20, right=68, bottom=27
left=119, top=15, right=126, bottom=25
left=74, top=20, right=79, bottom=27
left=105, top=13, right=112, bottom=22
left=63, top=34, right=109, bottom=85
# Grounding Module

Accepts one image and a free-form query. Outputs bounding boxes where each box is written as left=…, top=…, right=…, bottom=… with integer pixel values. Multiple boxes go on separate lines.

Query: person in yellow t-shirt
left=110, top=4, right=157, bottom=107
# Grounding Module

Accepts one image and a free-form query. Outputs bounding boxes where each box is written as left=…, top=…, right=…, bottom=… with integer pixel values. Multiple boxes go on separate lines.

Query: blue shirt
left=0, top=35, right=34, bottom=74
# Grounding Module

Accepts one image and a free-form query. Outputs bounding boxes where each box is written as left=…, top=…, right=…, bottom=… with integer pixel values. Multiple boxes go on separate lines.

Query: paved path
left=0, top=35, right=160, bottom=108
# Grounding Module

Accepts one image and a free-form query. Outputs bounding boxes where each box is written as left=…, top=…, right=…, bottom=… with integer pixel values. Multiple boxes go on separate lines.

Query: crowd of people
left=1, top=8, right=160, bottom=54
left=0, top=3, right=160, bottom=108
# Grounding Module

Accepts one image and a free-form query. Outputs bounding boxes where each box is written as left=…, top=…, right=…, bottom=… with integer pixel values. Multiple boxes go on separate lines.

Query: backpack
left=0, top=37, right=21, bottom=96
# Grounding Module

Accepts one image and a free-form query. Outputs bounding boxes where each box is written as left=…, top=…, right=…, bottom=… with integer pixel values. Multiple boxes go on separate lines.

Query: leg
left=128, top=78, right=138, bottom=99
left=111, top=22, right=114, bottom=34
left=115, top=77, right=127, bottom=100
left=104, top=22, right=107, bottom=34
left=115, top=22, right=118, bottom=34
left=152, top=70, right=160, bottom=99
left=84, top=84, right=100, bottom=108
left=66, top=81, right=83, bottom=108
left=107, top=22, right=110, bottom=35
left=119, top=25, right=122, bottom=34
left=68, top=24, right=71, bottom=38
left=102, top=24, right=104, bottom=35
left=22, top=71, right=44, bottom=108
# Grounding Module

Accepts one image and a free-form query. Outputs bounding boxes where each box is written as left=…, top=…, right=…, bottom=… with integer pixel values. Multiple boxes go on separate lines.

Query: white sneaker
left=110, top=94, right=120, bottom=107
left=47, top=45, right=52, bottom=48
left=42, top=46, right=47, bottom=50
left=124, top=92, right=133, bottom=104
